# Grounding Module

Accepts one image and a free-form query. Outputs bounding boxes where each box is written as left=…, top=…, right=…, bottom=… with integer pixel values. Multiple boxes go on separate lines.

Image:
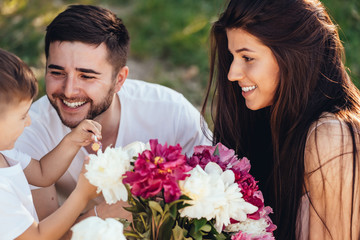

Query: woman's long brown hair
left=201, top=0, right=360, bottom=238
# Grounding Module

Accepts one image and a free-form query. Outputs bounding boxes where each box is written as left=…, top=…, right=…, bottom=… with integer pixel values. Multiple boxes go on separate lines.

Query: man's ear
left=114, top=66, right=129, bottom=92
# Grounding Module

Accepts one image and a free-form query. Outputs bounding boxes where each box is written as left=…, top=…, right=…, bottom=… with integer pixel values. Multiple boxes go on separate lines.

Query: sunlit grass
left=0, top=0, right=359, bottom=100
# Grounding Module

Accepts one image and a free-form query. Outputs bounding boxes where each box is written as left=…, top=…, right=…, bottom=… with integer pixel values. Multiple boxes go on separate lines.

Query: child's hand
left=76, top=156, right=100, bottom=201
left=67, top=119, right=102, bottom=147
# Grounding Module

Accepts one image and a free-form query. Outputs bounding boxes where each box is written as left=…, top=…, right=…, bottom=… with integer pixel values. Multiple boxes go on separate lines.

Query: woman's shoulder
left=307, top=112, right=360, bottom=140
left=305, top=112, right=360, bottom=172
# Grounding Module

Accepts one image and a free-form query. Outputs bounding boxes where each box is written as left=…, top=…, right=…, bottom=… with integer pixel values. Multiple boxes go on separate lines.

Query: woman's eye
left=243, top=56, right=254, bottom=62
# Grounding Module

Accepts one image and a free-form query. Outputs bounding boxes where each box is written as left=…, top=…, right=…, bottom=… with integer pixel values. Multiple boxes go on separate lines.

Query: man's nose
left=63, top=73, right=80, bottom=98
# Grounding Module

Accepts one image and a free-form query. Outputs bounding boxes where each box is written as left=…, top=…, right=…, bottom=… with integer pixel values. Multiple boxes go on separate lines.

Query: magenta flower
left=231, top=231, right=275, bottom=240
left=123, top=139, right=192, bottom=202
left=189, top=143, right=249, bottom=171
left=187, top=148, right=220, bottom=169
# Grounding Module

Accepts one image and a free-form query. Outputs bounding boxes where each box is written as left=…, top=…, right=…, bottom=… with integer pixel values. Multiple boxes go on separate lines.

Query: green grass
left=1, top=0, right=359, bottom=102
left=322, top=0, right=360, bottom=87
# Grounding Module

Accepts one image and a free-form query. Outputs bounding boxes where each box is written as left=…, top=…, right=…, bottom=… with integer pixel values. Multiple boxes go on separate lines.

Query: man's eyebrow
left=76, top=68, right=101, bottom=75
left=48, top=64, right=64, bottom=70
left=47, top=64, right=101, bottom=75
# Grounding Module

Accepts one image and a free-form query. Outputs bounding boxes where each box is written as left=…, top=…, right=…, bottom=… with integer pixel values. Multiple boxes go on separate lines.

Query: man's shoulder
left=120, top=79, right=185, bottom=103
left=29, top=96, right=61, bottom=124
left=30, top=96, right=53, bottom=116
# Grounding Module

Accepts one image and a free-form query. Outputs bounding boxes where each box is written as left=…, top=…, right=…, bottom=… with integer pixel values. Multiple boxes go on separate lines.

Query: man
left=15, top=4, right=211, bottom=234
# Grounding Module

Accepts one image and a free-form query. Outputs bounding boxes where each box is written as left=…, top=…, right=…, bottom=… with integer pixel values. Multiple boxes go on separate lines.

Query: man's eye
left=81, top=75, right=95, bottom=79
left=50, top=71, right=62, bottom=75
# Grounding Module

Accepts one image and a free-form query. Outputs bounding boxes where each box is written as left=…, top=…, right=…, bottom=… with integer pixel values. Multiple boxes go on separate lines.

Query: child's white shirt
left=0, top=149, right=38, bottom=240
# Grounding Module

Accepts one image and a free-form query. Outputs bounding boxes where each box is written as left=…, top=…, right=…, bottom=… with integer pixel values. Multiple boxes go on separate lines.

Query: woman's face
left=226, top=28, right=280, bottom=110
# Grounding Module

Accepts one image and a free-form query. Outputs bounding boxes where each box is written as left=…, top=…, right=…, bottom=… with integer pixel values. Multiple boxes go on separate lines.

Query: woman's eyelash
left=243, top=56, right=254, bottom=61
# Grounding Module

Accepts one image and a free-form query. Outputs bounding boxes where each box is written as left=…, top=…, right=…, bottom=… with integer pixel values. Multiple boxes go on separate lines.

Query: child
left=0, top=48, right=102, bottom=239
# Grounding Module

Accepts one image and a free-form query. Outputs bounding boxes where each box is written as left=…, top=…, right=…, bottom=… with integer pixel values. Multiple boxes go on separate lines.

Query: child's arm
left=23, top=119, right=101, bottom=187
left=16, top=158, right=99, bottom=240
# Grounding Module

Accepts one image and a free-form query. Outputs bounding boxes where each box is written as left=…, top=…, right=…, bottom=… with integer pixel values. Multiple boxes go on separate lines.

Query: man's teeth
left=63, top=100, right=86, bottom=108
left=242, top=86, right=256, bottom=92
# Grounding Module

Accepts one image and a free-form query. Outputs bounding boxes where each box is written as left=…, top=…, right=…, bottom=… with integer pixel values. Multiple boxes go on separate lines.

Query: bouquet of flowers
left=71, top=139, right=276, bottom=240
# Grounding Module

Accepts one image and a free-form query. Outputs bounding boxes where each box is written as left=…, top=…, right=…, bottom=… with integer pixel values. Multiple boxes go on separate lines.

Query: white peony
left=225, top=218, right=270, bottom=237
left=122, top=141, right=150, bottom=159
left=179, top=162, right=258, bottom=233
left=85, top=141, right=150, bottom=204
left=71, top=216, right=126, bottom=240
left=179, top=164, right=225, bottom=220
left=85, top=145, right=133, bottom=204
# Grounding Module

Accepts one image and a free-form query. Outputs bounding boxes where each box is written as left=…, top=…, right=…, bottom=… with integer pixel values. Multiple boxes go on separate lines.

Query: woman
left=201, top=0, right=360, bottom=239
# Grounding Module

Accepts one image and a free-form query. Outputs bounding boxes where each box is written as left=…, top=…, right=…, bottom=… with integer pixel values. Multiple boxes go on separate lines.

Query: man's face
left=46, top=41, right=118, bottom=128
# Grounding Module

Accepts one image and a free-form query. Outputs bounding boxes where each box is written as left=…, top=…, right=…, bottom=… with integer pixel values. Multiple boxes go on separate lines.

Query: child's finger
left=88, top=121, right=102, bottom=139
left=81, top=120, right=102, bottom=139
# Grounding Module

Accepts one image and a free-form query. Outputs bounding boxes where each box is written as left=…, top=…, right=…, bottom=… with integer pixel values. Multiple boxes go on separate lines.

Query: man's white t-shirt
left=0, top=150, right=39, bottom=240
left=15, top=79, right=211, bottom=202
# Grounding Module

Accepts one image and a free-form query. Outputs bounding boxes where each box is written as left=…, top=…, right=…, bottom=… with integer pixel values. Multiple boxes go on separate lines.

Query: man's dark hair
left=45, top=5, right=130, bottom=74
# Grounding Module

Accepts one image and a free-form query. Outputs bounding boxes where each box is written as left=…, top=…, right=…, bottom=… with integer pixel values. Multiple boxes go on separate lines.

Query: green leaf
left=213, top=145, right=220, bottom=156
left=169, top=202, right=178, bottom=219
left=158, top=212, right=176, bottom=240
left=149, top=200, right=164, bottom=215
left=194, top=218, right=207, bottom=232
left=189, top=224, right=204, bottom=240
left=199, top=224, right=211, bottom=233
left=179, top=195, right=192, bottom=201
left=164, top=202, right=170, bottom=213
left=171, top=223, right=186, bottom=240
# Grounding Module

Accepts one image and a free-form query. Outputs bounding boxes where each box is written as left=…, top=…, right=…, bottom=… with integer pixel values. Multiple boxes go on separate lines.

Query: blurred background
left=1, top=0, right=359, bottom=111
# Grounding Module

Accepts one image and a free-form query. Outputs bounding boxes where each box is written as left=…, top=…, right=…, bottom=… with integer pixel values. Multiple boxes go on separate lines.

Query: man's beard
left=48, top=87, right=115, bottom=128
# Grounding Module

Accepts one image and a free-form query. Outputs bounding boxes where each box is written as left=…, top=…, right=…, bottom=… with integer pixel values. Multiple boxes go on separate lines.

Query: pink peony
left=231, top=231, right=275, bottom=240
left=190, top=143, right=251, bottom=172
left=123, top=139, right=192, bottom=202
left=187, top=148, right=220, bottom=169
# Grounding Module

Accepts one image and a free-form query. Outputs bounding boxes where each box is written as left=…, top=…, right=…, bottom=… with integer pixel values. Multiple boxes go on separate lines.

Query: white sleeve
left=0, top=183, right=35, bottom=240
left=0, top=149, right=31, bottom=169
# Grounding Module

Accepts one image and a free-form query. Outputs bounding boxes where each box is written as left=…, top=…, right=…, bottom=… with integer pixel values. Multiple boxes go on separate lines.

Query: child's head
left=0, top=48, right=38, bottom=110
left=0, top=48, right=38, bottom=150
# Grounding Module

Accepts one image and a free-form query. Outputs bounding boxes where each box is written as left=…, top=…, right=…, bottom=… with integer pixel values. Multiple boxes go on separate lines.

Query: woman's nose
left=227, top=60, right=245, bottom=82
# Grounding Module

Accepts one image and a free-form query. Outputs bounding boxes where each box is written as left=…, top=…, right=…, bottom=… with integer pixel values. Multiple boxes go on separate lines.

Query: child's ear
left=114, top=66, right=129, bottom=92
